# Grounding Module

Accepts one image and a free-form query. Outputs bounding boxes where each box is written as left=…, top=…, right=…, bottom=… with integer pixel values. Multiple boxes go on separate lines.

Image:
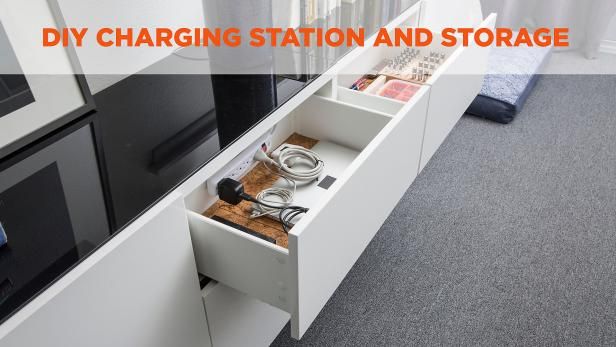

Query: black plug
left=217, top=177, right=275, bottom=207
left=217, top=178, right=248, bottom=205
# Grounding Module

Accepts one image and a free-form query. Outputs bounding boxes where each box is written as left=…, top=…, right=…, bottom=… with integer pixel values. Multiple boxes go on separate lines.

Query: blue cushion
left=0, top=222, right=6, bottom=247
left=467, top=45, right=552, bottom=124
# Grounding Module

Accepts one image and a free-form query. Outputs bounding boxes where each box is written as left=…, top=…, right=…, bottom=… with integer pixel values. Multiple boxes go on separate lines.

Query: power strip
left=206, top=133, right=272, bottom=196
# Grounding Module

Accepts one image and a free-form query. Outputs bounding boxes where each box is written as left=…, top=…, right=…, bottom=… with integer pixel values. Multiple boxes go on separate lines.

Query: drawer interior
left=201, top=133, right=319, bottom=249
left=187, top=95, right=392, bottom=250
left=185, top=95, right=393, bottom=314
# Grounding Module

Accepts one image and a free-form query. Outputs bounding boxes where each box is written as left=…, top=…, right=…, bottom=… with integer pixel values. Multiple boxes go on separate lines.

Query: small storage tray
left=330, top=34, right=457, bottom=117
left=331, top=14, right=497, bottom=170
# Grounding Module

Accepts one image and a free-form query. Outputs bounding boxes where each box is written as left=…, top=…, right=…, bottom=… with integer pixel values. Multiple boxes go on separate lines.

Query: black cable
left=239, top=193, right=278, bottom=209
left=279, top=207, right=309, bottom=233
left=240, top=192, right=308, bottom=233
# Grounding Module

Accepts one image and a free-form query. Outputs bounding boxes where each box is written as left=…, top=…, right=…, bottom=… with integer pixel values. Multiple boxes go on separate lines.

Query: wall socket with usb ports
left=206, top=133, right=273, bottom=196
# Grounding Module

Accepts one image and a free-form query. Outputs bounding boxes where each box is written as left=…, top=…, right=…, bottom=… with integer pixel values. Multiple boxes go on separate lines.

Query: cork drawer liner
left=203, top=133, right=318, bottom=249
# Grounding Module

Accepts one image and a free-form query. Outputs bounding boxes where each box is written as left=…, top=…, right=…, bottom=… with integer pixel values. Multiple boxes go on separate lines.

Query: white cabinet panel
left=202, top=283, right=289, bottom=347
left=185, top=3, right=493, bottom=342
left=0, top=193, right=210, bottom=347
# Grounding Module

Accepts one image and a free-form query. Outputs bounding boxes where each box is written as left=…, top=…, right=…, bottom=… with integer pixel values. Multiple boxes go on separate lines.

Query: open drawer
left=187, top=93, right=429, bottom=339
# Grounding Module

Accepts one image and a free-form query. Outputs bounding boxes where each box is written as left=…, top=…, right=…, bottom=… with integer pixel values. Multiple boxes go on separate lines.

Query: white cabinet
left=185, top=2, right=496, bottom=341
left=202, top=283, right=289, bottom=347
left=0, top=192, right=210, bottom=347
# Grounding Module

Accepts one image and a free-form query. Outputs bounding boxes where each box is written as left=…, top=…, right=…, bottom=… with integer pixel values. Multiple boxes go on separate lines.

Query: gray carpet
left=272, top=75, right=616, bottom=346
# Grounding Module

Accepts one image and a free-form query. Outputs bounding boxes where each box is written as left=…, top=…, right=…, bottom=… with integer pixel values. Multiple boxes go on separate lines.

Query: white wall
left=480, top=0, right=616, bottom=52
left=54, top=0, right=301, bottom=93
left=606, top=17, right=616, bottom=41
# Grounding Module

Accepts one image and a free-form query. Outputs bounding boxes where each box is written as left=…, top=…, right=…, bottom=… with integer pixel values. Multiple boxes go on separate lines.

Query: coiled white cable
left=249, top=145, right=323, bottom=227
left=274, top=145, right=324, bottom=182
left=251, top=174, right=296, bottom=219
left=254, top=145, right=325, bottom=182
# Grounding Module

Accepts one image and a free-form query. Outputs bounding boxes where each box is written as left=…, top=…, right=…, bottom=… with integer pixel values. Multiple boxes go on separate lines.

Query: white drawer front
left=420, top=14, right=497, bottom=171
left=188, top=212, right=291, bottom=311
left=288, top=88, right=429, bottom=338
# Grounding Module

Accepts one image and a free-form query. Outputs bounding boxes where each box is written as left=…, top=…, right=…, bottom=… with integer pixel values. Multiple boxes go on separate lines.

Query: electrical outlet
left=226, top=154, right=255, bottom=181
left=206, top=133, right=272, bottom=196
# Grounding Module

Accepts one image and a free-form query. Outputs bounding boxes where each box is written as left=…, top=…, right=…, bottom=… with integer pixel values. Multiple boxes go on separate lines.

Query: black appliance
left=93, top=71, right=304, bottom=228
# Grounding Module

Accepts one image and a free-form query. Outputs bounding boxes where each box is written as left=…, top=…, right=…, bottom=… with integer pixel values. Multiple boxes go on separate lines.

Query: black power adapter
left=217, top=178, right=251, bottom=205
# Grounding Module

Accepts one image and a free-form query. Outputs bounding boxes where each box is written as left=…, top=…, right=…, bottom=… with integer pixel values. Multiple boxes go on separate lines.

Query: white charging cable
left=255, top=144, right=324, bottom=182
left=251, top=175, right=296, bottom=219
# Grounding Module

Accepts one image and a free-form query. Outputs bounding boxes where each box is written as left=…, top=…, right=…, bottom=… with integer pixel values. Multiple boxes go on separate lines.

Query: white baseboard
left=600, top=40, right=616, bottom=55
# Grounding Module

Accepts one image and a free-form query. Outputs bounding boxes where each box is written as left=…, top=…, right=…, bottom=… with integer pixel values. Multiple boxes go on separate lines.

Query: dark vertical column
left=203, top=0, right=277, bottom=148
left=210, top=74, right=277, bottom=148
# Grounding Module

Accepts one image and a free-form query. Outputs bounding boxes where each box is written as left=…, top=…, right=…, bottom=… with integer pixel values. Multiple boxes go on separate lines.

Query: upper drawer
left=333, top=10, right=485, bottom=118
left=187, top=90, right=429, bottom=339
left=335, top=11, right=497, bottom=170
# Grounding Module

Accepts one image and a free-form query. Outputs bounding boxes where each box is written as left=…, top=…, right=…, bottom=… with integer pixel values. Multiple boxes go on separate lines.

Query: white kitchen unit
left=0, top=0, right=495, bottom=346
left=187, top=1, right=496, bottom=341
